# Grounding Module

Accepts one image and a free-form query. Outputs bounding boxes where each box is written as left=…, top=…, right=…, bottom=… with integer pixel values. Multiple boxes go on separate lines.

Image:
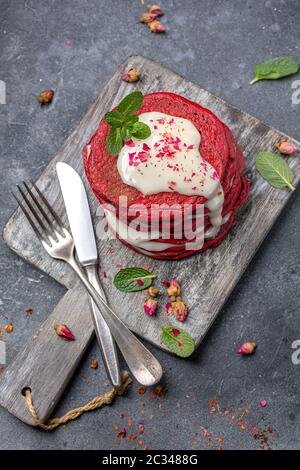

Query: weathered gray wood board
left=1, top=55, right=300, bottom=426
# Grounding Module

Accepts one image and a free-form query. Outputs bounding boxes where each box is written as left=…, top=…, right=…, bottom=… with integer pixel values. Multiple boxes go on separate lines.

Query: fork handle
left=67, top=255, right=163, bottom=387
left=85, top=264, right=121, bottom=388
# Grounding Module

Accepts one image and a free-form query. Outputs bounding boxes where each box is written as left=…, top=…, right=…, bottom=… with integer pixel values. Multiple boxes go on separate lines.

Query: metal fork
left=14, top=182, right=163, bottom=387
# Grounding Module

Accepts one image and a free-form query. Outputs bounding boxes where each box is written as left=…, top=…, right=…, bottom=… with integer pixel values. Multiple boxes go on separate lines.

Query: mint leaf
left=121, top=125, right=133, bottom=141
left=114, top=267, right=156, bottom=292
left=121, top=116, right=139, bottom=141
left=131, top=122, right=151, bottom=139
left=161, top=326, right=195, bottom=358
left=104, top=110, right=124, bottom=127
left=118, top=91, right=144, bottom=117
left=125, top=116, right=139, bottom=125
left=255, top=151, right=295, bottom=191
left=250, top=56, right=299, bottom=84
left=107, top=127, right=123, bottom=156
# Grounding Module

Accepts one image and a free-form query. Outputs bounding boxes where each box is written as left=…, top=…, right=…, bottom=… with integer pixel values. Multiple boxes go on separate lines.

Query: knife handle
left=85, top=264, right=121, bottom=388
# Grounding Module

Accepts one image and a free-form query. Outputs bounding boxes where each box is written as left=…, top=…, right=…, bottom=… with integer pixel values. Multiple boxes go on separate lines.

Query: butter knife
left=56, top=162, right=121, bottom=387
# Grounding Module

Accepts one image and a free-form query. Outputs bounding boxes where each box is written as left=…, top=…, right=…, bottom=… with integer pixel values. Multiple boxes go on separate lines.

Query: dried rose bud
left=90, top=359, right=98, bottom=369
left=138, top=386, right=146, bottom=395
left=147, top=4, right=164, bottom=17
left=138, top=422, right=145, bottom=435
left=165, top=302, right=173, bottom=315
left=172, top=300, right=188, bottom=322
left=154, top=384, right=168, bottom=397
left=148, top=20, right=165, bottom=33
left=167, top=278, right=181, bottom=297
left=4, top=323, right=13, bottom=334
left=260, top=400, right=267, bottom=407
left=26, top=308, right=33, bottom=316
left=117, top=428, right=126, bottom=438
left=54, top=323, right=75, bottom=341
left=37, top=89, right=54, bottom=105
left=144, top=298, right=158, bottom=316
left=122, top=68, right=141, bottom=83
left=130, top=433, right=137, bottom=440
left=139, top=12, right=157, bottom=23
left=238, top=341, right=256, bottom=355
left=147, top=286, right=160, bottom=297
left=276, top=140, right=297, bottom=155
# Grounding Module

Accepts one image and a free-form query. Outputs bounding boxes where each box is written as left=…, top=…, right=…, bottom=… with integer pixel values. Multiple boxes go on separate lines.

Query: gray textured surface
left=0, top=0, right=299, bottom=450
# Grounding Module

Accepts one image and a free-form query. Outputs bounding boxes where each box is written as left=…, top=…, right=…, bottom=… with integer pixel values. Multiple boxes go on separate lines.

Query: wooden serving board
left=1, top=55, right=300, bottom=426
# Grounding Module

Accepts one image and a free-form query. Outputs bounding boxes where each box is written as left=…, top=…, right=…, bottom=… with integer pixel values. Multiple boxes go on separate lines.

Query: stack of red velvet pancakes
left=83, top=92, right=249, bottom=260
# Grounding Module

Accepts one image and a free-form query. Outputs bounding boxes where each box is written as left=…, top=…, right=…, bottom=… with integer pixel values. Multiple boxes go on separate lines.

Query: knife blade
left=56, top=162, right=121, bottom=387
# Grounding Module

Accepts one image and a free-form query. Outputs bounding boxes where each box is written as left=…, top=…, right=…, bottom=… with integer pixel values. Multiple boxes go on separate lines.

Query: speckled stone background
left=1, top=0, right=300, bottom=450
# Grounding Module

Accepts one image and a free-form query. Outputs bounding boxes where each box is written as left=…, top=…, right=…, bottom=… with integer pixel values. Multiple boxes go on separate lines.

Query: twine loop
left=23, top=370, right=132, bottom=431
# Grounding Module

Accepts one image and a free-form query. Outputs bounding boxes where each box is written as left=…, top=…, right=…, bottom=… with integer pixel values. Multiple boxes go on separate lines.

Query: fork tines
left=13, top=182, right=64, bottom=246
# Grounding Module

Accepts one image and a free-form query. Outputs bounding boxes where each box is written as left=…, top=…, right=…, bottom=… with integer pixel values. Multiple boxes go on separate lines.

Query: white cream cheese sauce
left=117, top=112, right=225, bottom=231
left=114, top=112, right=230, bottom=249
left=104, top=208, right=230, bottom=253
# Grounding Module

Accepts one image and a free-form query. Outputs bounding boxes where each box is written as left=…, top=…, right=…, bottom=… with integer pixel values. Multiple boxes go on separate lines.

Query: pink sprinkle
left=103, top=271, right=107, bottom=278
left=187, top=144, right=194, bottom=150
left=165, top=302, right=172, bottom=312
left=260, top=400, right=267, bottom=407
left=172, top=328, right=180, bottom=337
left=143, top=143, right=150, bottom=151
left=137, top=279, right=144, bottom=286
left=125, top=139, right=135, bottom=147
left=137, top=151, right=149, bottom=162
left=154, top=125, right=158, bottom=130
left=169, top=118, right=174, bottom=125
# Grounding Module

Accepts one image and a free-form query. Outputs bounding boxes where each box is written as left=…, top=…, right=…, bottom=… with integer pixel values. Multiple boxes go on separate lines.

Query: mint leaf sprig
left=114, top=267, right=156, bottom=292
left=255, top=151, right=295, bottom=191
left=250, top=56, right=299, bottom=85
left=160, top=326, right=195, bottom=358
left=104, top=91, right=151, bottom=156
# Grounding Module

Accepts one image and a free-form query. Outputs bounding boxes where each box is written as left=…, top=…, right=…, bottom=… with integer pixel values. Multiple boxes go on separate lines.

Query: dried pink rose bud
left=139, top=12, right=157, bottom=24
left=260, top=400, right=267, bottom=407
left=167, top=278, right=181, bottom=297
left=147, top=286, right=160, bottom=297
left=144, top=298, right=158, bottom=316
left=54, top=323, right=75, bottom=341
left=148, top=20, right=165, bottom=33
left=147, top=4, right=164, bottom=17
left=37, top=89, right=54, bottom=105
left=276, top=140, right=297, bottom=155
left=165, top=302, right=173, bottom=315
left=117, top=428, right=126, bottom=438
left=238, top=341, right=256, bottom=355
left=172, top=300, right=188, bottom=322
left=122, top=68, right=141, bottom=83
left=138, top=422, right=145, bottom=434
